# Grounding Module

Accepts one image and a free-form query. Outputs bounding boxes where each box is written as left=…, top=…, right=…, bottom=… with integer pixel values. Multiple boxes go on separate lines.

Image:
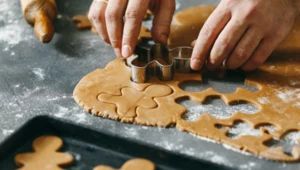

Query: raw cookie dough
left=93, top=158, right=155, bottom=170
left=73, top=6, right=300, bottom=162
left=74, top=53, right=300, bottom=162
left=15, top=136, right=74, bottom=170
left=169, top=5, right=300, bottom=52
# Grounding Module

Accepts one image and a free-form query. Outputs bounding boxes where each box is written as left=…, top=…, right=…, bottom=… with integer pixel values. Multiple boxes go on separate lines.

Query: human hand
left=88, top=0, right=175, bottom=58
left=190, top=0, right=300, bottom=71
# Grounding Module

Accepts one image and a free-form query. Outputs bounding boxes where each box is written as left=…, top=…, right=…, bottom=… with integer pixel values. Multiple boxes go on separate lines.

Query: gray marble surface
left=0, top=0, right=299, bottom=169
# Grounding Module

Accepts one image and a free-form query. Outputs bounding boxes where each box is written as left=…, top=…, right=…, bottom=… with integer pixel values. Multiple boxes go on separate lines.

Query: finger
left=242, top=38, right=275, bottom=71
left=151, top=0, right=176, bottom=44
left=190, top=7, right=231, bottom=70
left=122, top=0, right=150, bottom=58
left=206, top=18, right=248, bottom=71
left=225, top=27, right=262, bottom=70
left=88, top=0, right=109, bottom=43
left=105, top=0, right=128, bottom=58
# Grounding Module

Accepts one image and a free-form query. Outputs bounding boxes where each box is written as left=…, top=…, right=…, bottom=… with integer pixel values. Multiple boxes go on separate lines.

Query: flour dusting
left=2, top=129, right=14, bottom=136
left=0, top=1, right=33, bottom=49
left=180, top=98, right=258, bottom=121
left=226, top=122, right=260, bottom=139
left=54, top=106, right=69, bottom=118
left=32, top=68, right=45, bottom=80
left=156, top=141, right=183, bottom=151
left=257, top=97, right=270, bottom=105
left=75, top=112, right=87, bottom=123
left=275, top=87, right=300, bottom=103
left=124, top=126, right=139, bottom=137
left=200, top=151, right=233, bottom=167
left=239, top=161, right=257, bottom=170
left=15, top=114, right=23, bottom=118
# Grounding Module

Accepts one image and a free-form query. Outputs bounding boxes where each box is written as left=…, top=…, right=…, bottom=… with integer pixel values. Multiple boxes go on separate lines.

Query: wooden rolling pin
left=20, top=0, right=58, bottom=43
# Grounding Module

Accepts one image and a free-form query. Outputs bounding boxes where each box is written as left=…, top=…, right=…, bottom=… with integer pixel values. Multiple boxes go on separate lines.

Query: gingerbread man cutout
left=15, top=136, right=74, bottom=170
left=93, top=158, right=155, bottom=170
left=98, top=85, right=172, bottom=118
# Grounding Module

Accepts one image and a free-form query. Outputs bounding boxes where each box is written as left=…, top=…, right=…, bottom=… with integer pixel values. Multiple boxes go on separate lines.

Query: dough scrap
left=15, top=136, right=74, bottom=170
left=169, top=5, right=300, bottom=53
left=93, top=158, right=155, bottom=170
left=72, top=14, right=92, bottom=30
left=73, top=6, right=300, bottom=162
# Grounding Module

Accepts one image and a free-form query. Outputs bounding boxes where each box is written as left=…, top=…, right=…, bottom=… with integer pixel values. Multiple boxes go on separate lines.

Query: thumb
left=151, top=0, right=175, bottom=44
left=191, top=40, right=196, bottom=47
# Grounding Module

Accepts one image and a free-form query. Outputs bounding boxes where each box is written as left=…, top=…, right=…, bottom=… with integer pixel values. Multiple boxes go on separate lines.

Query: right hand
left=88, top=0, right=176, bottom=58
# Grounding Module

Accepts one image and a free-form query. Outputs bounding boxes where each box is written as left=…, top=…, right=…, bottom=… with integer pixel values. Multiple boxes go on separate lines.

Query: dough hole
left=176, top=96, right=258, bottom=121
left=263, top=130, right=300, bottom=156
left=216, top=120, right=261, bottom=139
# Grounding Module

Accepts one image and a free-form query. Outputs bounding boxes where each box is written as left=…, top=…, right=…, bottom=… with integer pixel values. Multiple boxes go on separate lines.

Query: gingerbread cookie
left=15, top=136, right=73, bottom=170
left=93, top=158, right=155, bottom=170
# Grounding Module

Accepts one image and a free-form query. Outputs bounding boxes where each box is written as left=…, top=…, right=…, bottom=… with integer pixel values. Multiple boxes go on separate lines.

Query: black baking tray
left=0, top=115, right=235, bottom=170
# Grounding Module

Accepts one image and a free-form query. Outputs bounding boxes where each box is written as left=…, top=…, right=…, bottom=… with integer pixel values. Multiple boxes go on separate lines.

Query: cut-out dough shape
left=72, top=13, right=92, bottom=30
left=98, top=85, right=172, bottom=118
left=73, top=6, right=300, bottom=162
left=15, top=136, right=74, bottom=170
left=169, top=5, right=300, bottom=52
left=93, top=158, right=155, bottom=170
left=72, top=14, right=152, bottom=42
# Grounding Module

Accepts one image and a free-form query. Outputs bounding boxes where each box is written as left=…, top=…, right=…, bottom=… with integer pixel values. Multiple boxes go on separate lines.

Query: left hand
left=190, top=0, right=300, bottom=71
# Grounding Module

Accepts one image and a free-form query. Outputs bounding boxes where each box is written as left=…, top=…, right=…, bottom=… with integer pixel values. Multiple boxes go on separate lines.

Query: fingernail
left=190, top=58, right=202, bottom=70
left=209, top=55, right=218, bottom=64
left=114, top=48, right=122, bottom=58
left=122, top=45, right=131, bottom=58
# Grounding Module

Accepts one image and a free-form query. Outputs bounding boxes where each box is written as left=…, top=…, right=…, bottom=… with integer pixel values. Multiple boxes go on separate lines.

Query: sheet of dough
left=73, top=6, right=300, bottom=162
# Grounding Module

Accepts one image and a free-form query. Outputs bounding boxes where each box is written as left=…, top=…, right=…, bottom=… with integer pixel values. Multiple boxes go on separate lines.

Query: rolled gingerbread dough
left=73, top=6, right=300, bottom=162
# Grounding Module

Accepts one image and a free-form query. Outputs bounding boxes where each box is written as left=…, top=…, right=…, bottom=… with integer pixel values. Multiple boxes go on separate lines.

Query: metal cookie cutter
left=126, top=43, right=193, bottom=83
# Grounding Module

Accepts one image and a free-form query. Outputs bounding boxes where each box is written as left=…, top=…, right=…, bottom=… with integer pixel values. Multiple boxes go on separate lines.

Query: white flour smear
left=32, top=68, right=45, bottom=80
left=2, top=129, right=14, bottom=136
left=275, top=88, right=300, bottom=104
left=0, top=1, right=33, bottom=49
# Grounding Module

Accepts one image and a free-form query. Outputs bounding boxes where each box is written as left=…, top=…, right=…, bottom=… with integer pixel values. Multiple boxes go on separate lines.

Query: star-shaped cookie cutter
left=126, top=43, right=193, bottom=83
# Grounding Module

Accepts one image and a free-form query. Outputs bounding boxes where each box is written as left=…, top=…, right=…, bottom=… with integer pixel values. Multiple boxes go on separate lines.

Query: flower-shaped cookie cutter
left=126, top=43, right=193, bottom=83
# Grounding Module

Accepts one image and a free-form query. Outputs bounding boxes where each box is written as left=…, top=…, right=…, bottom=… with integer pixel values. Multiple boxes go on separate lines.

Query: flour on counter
left=15, top=114, right=23, bottom=118
left=2, top=129, right=14, bottom=136
left=155, top=141, right=184, bottom=151
left=54, top=106, right=69, bottom=118
left=32, top=68, right=45, bottom=80
left=0, top=1, right=33, bottom=49
left=124, top=126, right=139, bottom=137
left=75, top=112, right=87, bottom=123
left=239, top=162, right=257, bottom=170
left=200, top=151, right=233, bottom=167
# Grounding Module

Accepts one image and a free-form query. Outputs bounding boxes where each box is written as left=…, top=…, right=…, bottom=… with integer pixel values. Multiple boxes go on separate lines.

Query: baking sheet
left=0, top=116, right=234, bottom=170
